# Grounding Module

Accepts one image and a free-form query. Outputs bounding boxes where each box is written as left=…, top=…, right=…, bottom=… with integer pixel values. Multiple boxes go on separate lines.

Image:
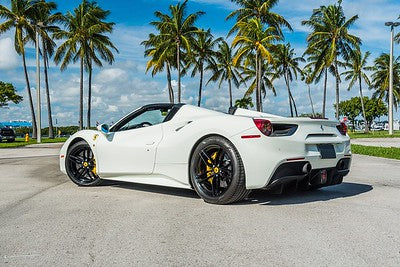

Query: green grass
left=351, top=144, right=400, bottom=160
left=348, top=130, right=400, bottom=139
left=0, top=137, right=67, bottom=148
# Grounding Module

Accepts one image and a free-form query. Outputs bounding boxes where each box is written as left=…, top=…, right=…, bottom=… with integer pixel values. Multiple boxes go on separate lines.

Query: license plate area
left=317, top=144, right=336, bottom=159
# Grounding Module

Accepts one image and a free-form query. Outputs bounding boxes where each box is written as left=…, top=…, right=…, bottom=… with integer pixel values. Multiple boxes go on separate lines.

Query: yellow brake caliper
left=206, top=152, right=218, bottom=184
left=91, top=159, right=97, bottom=175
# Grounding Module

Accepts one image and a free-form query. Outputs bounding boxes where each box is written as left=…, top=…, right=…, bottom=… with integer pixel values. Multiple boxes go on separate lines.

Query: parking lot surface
left=0, top=146, right=399, bottom=266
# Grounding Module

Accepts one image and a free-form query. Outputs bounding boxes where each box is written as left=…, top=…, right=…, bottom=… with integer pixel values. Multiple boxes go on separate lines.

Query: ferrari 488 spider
left=60, top=103, right=351, bottom=204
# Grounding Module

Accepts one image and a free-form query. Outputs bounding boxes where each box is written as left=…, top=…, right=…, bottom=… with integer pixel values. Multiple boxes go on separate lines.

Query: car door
left=96, top=107, right=169, bottom=177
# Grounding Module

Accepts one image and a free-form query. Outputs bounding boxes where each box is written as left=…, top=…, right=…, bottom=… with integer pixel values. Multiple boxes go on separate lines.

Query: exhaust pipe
left=302, top=163, right=312, bottom=174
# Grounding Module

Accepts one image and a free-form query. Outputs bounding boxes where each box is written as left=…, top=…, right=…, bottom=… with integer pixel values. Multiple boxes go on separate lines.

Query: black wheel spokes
left=69, top=147, right=97, bottom=183
left=199, top=149, right=213, bottom=167
left=196, top=145, right=233, bottom=197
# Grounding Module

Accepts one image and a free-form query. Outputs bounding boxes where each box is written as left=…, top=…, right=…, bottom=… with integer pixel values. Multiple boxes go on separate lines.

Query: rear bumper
left=230, top=127, right=352, bottom=189
left=265, top=158, right=351, bottom=191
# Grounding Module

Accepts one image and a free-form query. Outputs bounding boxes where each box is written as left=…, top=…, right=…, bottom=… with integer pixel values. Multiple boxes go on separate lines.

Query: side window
left=117, top=108, right=171, bottom=131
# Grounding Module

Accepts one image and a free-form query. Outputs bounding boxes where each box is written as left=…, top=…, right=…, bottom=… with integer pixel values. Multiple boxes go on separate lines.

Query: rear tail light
left=253, top=119, right=273, bottom=136
left=337, top=122, right=348, bottom=136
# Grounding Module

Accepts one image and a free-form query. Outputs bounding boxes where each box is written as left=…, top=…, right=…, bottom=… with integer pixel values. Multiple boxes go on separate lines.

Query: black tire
left=7, top=139, right=15, bottom=143
left=66, top=140, right=101, bottom=186
left=190, top=136, right=250, bottom=204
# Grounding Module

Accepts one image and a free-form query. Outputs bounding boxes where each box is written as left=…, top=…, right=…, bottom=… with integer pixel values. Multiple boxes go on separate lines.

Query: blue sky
left=0, top=0, right=400, bottom=126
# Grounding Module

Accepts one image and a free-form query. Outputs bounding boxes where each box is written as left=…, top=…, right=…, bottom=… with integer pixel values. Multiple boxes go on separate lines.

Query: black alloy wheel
left=190, top=136, right=249, bottom=204
left=66, top=141, right=101, bottom=186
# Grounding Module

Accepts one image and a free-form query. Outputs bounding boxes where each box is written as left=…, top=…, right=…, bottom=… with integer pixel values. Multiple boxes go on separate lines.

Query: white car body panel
left=60, top=104, right=351, bottom=190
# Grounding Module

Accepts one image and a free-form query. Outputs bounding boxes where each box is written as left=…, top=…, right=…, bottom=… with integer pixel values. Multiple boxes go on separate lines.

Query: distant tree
left=341, top=50, right=372, bottom=133
left=364, top=97, right=387, bottom=128
left=226, top=0, right=292, bottom=37
left=302, top=1, right=361, bottom=119
left=34, top=0, right=62, bottom=138
left=188, top=29, right=221, bottom=107
left=234, top=96, right=254, bottom=109
left=207, top=40, right=242, bottom=108
left=0, top=0, right=39, bottom=137
left=336, top=96, right=387, bottom=130
left=149, top=0, right=204, bottom=103
left=274, top=43, right=304, bottom=117
left=239, top=56, right=276, bottom=104
left=0, top=81, right=23, bottom=107
left=301, top=67, right=316, bottom=117
left=232, top=18, right=280, bottom=111
left=336, top=97, right=361, bottom=129
left=370, top=53, right=400, bottom=110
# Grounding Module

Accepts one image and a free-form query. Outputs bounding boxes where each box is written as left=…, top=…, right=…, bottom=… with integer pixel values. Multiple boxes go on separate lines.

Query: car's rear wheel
left=7, top=139, right=15, bottom=143
left=66, top=140, right=101, bottom=186
left=190, top=136, right=249, bottom=204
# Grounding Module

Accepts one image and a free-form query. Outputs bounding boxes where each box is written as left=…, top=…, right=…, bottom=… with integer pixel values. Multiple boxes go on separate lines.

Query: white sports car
left=60, top=103, right=352, bottom=204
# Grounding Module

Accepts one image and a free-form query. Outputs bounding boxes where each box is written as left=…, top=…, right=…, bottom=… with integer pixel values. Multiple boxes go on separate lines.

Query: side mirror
left=97, top=123, right=109, bottom=134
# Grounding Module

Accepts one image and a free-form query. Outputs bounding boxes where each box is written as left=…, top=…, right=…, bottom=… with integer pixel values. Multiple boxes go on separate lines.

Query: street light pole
left=385, top=21, right=400, bottom=135
left=35, top=24, right=41, bottom=143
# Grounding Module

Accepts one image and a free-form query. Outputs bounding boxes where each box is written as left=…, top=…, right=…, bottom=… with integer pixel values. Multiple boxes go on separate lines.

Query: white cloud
left=0, top=38, right=18, bottom=70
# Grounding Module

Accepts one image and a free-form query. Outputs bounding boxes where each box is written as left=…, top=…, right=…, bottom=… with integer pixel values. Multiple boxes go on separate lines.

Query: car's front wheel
left=66, top=140, right=101, bottom=186
left=190, top=136, right=249, bottom=204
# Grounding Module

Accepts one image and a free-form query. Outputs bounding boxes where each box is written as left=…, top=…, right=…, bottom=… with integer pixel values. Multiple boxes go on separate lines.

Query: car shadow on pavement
left=99, top=180, right=372, bottom=205
left=100, top=179, right=200, bottom=199
left=244, top=182, right=373, bottom=206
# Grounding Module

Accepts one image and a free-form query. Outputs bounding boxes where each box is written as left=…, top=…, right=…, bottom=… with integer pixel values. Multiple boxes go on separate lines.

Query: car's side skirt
left=102, top=174, right=192, bottom=189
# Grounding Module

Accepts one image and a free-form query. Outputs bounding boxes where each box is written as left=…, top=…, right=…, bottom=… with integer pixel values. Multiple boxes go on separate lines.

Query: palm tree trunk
left=258, top=56, right=263, bottom=112
left=308, top=84, right=315, bottom=117
left=79, top=56, right=84, bottom=130
left=290, top=91, right=298, bottom=117
left=228, top=78, right=233, bottom=108
left=255, top=52, right=259, bottom=111
left=166, top=62, right=174, bottom=104
left=359, top=76, right=368, bottom=133
left=284, top=70, right=293, bottom=117
left=22, top=50, right=37, bottom=138
left=256, top=54, right=262, bottom=112
left=335, top=59, right=340, bottom=120
left=87, top=62, right=92, bottom=129
left=42, top=40, right=54, bottom=138
left=322, top=68, right=328, bottom=118
left=197, top=63, right=203, bottom=107
left=176, top=42, right=181, bottom=103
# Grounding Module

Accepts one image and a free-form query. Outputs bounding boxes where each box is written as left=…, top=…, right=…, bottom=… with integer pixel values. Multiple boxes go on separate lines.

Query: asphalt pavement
left=0, top=144, right=399, bottom=266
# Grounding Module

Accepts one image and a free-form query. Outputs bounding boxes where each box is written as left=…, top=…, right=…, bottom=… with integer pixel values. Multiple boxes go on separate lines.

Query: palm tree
left=301, top=67, right=316, bottom=117
left=234, top=96, right=254, bottom=109
left=370, top=53, right=400, bottom=110
left=302, top=1, right=360, bottom=119
left=0, top=0, right=38, bottom=138
left=189, top=29, right=221, bottom=106
left=150, top=0, right=204, bottom=103
left=239, top=55, right=276, bottom=105
left=341, top=50, right=372, bottom=133
left=304, top=48, right=337, bottom=118
left=207, top=41, right=242, bottom=108
left=227, top=0, right=292, bottom=37
left=232, top=18, right=280, bottom=111
left=34, top=0, right=61, bottom=138
left=54, top=0, right=114, bottom=130
left=142, top=33, right=176, bottom=103
left=207, top=41, right=241, bottom=108
left=274, top=43, right=304, bottom=117
left=85, top=2, right=117, bottom=129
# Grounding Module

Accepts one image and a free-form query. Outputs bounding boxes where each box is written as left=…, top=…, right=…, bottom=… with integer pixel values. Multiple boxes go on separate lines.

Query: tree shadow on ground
left=100, top=180, right=372, bottom=205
